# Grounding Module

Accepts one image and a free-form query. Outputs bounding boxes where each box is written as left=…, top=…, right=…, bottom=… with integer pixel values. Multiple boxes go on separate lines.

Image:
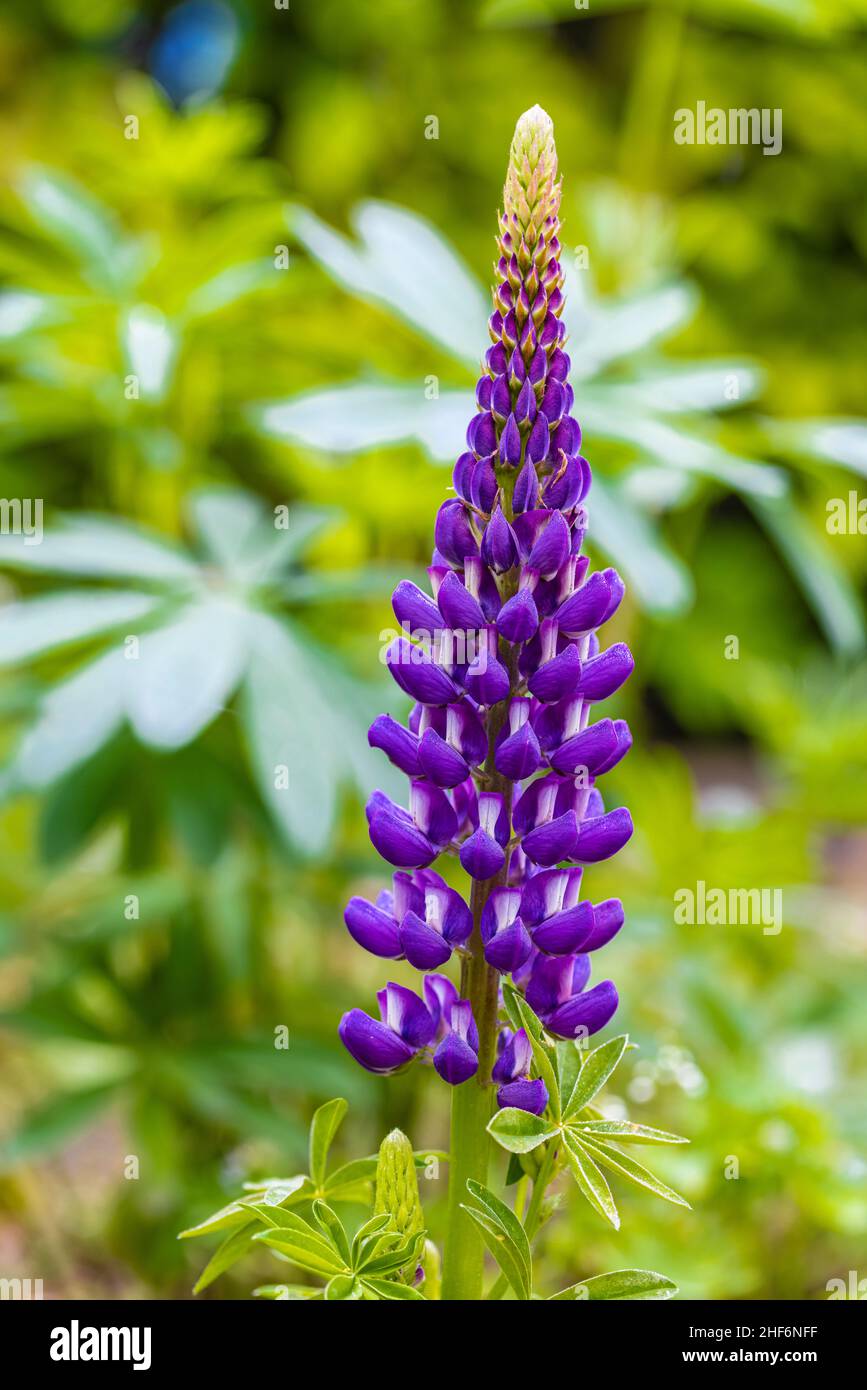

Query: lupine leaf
left=360, top=1276, right=426, bottom=1301
left=192, top=1223, right=257, bottom=1294
left=325, top=1274, right=362, bottom=1300
left=251, top=1228, right=345, bottom=1277
left=312, top=1201, right=352, bottom=1265
left=0, top=591, right=162, bottom=666
left=579, top=1136, right=692, bottom=1209
left=562, top=1133, right=620, bottom=1230
left=572, top=1119, right=689, bottom=1145
left=465, top=1180, right=532, bottom=1299
left=460, top=1206, right=531, bottom=1301
left=288, top=200, right=488, bottom=366
left=564, top=1034, right=629, bottom=1119
left=0, top=515, right=197, bottom=581
left=487, top=1107, right=558, bottom=1154
left=550, top=1268, right=678, bottom=1301
left=252, top=1284, right=321, bottom=1300
left=308, top=1097, right=348, bottom=1188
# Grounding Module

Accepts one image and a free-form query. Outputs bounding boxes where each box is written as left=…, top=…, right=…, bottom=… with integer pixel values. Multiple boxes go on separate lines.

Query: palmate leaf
left=572, top=1119, right=689, bottom=1145
left=578, top=1136, right=691, bottom=1210
left=562, top=1132, right=621, bottom=1230
left=287, top=200, right=488, bottom=366
left=0, top=491, right=397, bottom=850
left=550, top=1268, right=678, bottom=1301
left=564, top=1034, right=629, bottom=1119
left=487, top=1107, right=558, bottom=1154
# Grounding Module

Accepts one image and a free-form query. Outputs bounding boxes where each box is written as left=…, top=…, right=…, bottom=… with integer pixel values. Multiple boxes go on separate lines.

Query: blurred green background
left=0, top=0, right=865, bottom=1300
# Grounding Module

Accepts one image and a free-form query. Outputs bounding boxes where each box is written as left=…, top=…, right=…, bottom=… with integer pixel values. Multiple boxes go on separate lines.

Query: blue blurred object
left=150, top=0, right=240, bottom=105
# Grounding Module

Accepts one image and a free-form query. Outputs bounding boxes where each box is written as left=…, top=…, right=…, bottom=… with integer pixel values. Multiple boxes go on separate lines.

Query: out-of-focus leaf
left=288, top=200, right=488, bottom=365
left=773, top=418, right=867, bottom=478
left=126, top=600, right=248, bottom=750
left=15, top=167, right=129, bottom=291
left=0, top=1084, right=118, bottom=1171
left=121, top=305, right=178, bottom=402
left=0, top=516, right=197, bottom=582
left=749, top=496, right=865, bottom=655
left=589, top=476, right=692, bottom=614
left=255, top=381, right=470, bottom=460
left=0, top=591, right=161, bottom=665
left=10, top=650, right=126, bottom=788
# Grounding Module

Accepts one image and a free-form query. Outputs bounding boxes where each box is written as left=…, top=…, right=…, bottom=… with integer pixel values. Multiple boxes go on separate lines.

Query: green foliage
left=181, top=1099, right=435, bottom=1298
left=489, top=1002, right=690, bottom=1235
left=0, top=0, right=864, bottom=1303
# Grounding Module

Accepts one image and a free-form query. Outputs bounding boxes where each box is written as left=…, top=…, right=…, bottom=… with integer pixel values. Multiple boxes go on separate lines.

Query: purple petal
left=484, top=918, right=533, bottom=972
left=526, top=954, right=575, bottom=1015
left=433, top=1033, right=479, bottom=1085
left=418, top=727, right=469, bottom=787
left=339, top=1010, right=415, bottom=1074
left=497, top=588, right=539, bottom=643
left=549, top=718, right=619, bottom=776
left=584, top=898, right=625, bottom=951
left=437, top=570, right=486, bottom=630
left=435, top=500, right=479, bottom=568
left=379, top=981, right=437, bottom=1047
left=386, top=637, right=459, bottom=706
left=368, top=714, right=421, bottom=776
left=367, top=797, right=437, bottom=869
left=528, top=644, right=582, bottom=703
left=499, top=413, right=522, bottom=467
left=392, top=580, right=443, bottom=636
left=482, top=508, right=518, bottom=573
left=576, top=643, right=635, bottom=702
left=344, top=897, right=402, bottom=958
left=495, top=722, right=542, bottom=780
left=522, top=811, right=579, bottom=866
left=399, top=911, right=453, bottom=970
left=545, top=980, right=619, bottom=1040
left=513, top=459, right=540, bottom=513
left=532, top=900, right=595, bottom=955
left=573, top=807, right=633, bottom=863
left=460, top=827, right=506, bottom=880
left=497, top=1078, right=549, bottom=1115
left=556, top=572, right=613, bottom=636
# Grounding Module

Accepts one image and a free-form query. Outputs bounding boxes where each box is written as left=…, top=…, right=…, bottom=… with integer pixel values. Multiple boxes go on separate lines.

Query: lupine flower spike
left=340, top=104, right=633, bottom=1108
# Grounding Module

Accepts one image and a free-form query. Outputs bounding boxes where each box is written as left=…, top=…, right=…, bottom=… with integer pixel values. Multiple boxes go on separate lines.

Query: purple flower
left=339, top=982, right=436, bottom=1074
left=492, top=1027, right=548, bottom=1114
left=426, top=976, right=479, bottom=1085
left=525, top=954, right=619, bottom=1040
left=339, top=105, right=634, bottom=1093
